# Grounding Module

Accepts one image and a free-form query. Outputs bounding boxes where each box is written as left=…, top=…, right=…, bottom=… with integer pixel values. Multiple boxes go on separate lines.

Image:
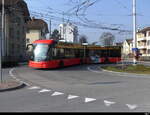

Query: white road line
left=20, top=81, right=30, bottom=86
left=126, top=104, right=138, bottom=110
left=9, top=68, right=30, bottom=86
left=9, top=68, right=14, bottom=77
left=28, top=86, right=41, bottom=90
left=15, top=78, right=21, bottom=82
left=67, top=95, right=79, bottom=100
left=104, top=100, right=116, bottom=107
left=51, top=92, right=64, bottom=96
left=38, top=89, right=51, bottom=93
left=87, top=67, right=101, bottom=73
left=85, top=98, right=96, bottom=103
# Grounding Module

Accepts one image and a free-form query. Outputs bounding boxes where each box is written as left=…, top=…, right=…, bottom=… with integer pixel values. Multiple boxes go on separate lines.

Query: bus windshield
left=31, top=44, right=49, bottom=61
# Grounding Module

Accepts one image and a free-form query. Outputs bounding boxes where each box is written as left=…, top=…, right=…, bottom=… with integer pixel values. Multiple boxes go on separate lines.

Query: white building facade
left=122, top=39, right=133, bottom=58
left=59, top=23, right=78, bottom=43
left=137, top=27, right=150, bottom=57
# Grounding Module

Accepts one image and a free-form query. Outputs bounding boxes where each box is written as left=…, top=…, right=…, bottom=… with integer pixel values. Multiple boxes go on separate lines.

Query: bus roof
left=33, top=40, right=56, bottom=44
left=33, top=40, right=121, bottom=50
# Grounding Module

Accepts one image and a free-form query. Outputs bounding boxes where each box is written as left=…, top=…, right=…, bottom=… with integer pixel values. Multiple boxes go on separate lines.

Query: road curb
left=100, top=66, right=150, bottom=77
left=0, top=82, right=26, bottom=92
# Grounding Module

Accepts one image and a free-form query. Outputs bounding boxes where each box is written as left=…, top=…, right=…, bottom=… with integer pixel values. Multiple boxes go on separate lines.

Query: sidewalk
left=0, top=69, right=26, bottom=92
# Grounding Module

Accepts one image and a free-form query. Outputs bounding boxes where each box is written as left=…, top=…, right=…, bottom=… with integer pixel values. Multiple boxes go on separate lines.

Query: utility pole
left=62, top=12, right=65, bottom=42
left=0, top=0, right=4, bottom=83
left=49, top=19, right=51, bottom=39
left=132, top=0, right=137, bottom=65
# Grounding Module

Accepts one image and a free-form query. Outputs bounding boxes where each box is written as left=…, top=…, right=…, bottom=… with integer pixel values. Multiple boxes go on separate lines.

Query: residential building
left=59, top=23, right=78, bottom=43
left=0, top=0, right=30, bottom=65
left=122, top=39, right=133, bottom=58
left=115, top=42, right=123, bottom=47
left=137, top=27, right=150, bottom=59
left=26, top=17, right=49, bottom=46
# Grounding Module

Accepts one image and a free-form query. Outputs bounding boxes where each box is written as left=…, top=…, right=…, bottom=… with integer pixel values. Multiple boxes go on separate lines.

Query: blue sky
left=25, top=0, right=150, bottom=44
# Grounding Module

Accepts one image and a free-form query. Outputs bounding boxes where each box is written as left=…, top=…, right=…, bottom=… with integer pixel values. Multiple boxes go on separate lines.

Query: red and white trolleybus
left=28, top=39, right=121, bottom=69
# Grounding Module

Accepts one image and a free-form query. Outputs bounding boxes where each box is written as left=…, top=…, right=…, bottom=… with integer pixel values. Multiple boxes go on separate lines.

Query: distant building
left=59, top=23, right=78, bottom=43
left=137, top=27, right=150, bottom=58
left=122, top=39, right=133, bottom=58
left=26, top=17, right=49, bottom=46
left=115, top=42, right=123, bottom=47
left=0, top=0, right=30, bottom=64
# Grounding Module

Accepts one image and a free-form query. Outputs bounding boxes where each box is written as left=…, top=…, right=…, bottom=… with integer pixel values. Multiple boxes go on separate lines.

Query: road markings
left=67, top=95, right=79, bottom=100
left=85, top=98, right=96, bottom=103
left=9, top=68, right=14, bottom=77
left=39, top=89, right=51, bottom=93
left=87, top=67, right=101, bottom=73
left=104, top=100, right=116, bottom=107
left=51, top=92, right=64, bottom=96
left=28, top=86, right=41, bottom=90
left=126, top=104, right=138, bottom=110
left=20, top=81, right=30, bottom=86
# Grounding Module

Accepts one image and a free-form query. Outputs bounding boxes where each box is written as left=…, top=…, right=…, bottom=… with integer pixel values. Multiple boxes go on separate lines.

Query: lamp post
left=82, top=43, right=88, bottom=63
left=0, top=0, right=4, bottom=83
left=132, top=0, right=137, bottom=65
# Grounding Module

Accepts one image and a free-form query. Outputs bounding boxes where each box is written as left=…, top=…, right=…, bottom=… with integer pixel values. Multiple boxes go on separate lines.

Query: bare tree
left=79, top=35, right=88, bottom=44
left=100, top=32, right=115, bottom=46
left=51, top=29, right=60, bottom=41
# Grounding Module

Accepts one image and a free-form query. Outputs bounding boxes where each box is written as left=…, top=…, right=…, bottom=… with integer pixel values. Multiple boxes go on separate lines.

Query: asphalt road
left=1, top=63, right=150, bottom=112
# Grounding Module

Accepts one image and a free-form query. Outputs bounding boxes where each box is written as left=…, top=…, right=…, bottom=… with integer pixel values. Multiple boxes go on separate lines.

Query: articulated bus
left=28, top=39, right=121, bottom=69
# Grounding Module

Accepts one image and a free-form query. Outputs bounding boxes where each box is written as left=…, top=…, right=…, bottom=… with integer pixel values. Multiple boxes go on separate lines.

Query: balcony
left=137, top=37, right=146, bottom=41
left=138, top=45, right=147, bottom=49
left=142, top=54, right=148, bottom=56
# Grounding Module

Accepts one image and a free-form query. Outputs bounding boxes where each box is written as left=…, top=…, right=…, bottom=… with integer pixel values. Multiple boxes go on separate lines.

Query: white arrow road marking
left=28, top=86, right=40, bottom=90
left=9, top=68, right=14, bottom=77
left=38, top=89, right=51, bottom=93
left=104, top=100, right=116, bottom=106
left=67, top=95, right=79, bottom=100
left=85, top=98, right=96, bottom=103
left=20, top=81, right=30, bottom=86
left=51, top=92, right=64, bottom=96
left=126, top=104, right=138, bottom=110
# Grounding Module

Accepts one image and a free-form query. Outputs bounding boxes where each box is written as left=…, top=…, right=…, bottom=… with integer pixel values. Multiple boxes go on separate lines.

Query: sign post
left=132, top=48, right=139, bottom=64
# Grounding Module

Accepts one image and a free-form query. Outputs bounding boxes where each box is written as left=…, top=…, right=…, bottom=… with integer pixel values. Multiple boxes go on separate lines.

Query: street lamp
left=132, top=0, right=137, bottom=65
left=0, top=0, right=4, bottom=83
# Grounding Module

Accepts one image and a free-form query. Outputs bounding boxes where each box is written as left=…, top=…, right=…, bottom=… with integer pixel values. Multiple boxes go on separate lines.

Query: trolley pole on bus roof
left=0, top=0, right=5, bottom=83
left=132, top=0, right=137, bottom=65
left=49, top=19, right=51, bottom=39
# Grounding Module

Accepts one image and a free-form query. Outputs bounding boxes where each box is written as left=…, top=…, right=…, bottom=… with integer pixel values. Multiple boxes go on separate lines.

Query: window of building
left=148, top=49, right=150, bottom=54
left=144, top=33, right=146, bottom=37
left=16, top=30, right=20, bottom=39
left=147, top=40, right=150, bottom=45
left=9, top=27, right=14, bottom=38
left=148, top=32, right=150, bottom=36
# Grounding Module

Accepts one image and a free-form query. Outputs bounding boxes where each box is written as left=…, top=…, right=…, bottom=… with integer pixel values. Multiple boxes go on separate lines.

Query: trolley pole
left=0, top=0, right=4, bottom=83
left=133, top=0, right=137, bottom=65
left=49, top=19, right=51, bottom=39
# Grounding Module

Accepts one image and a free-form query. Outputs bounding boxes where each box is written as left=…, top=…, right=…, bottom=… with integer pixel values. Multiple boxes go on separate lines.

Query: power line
left=31, top=10, right=131, bottom=33
left=115, top=0, right=131, bottom=12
